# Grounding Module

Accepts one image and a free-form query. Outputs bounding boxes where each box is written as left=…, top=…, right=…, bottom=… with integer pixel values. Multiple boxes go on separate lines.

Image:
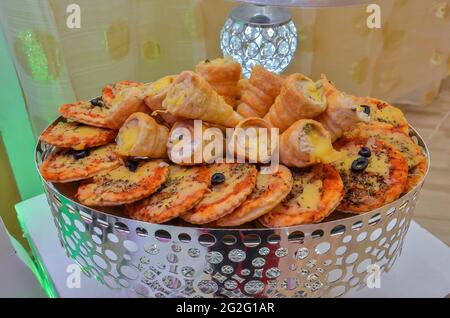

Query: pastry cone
left=102, top=80, right=146, bottom=105
left=143, top=75, right=181, bottom=125
left=237, top=65, right=284, bottom=118
left=116, top=112, right=169, bottom=158
left=316, top=90, right=370, bottom=142
left=231, top=117, right=276, bottom=163
left=167, top=120, right=224, bottom=165
left=280, top=119, right=343, bottom=168
left=196, top=56, right=242, bottom=107
left=163, top=71, right=244, bottom=127
left=264, top=73, right=327, bottom=132
left=105, top=86, right=149, bottom=129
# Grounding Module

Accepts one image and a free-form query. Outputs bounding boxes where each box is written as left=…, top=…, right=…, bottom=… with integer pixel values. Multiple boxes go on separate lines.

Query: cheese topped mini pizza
left=345, top=122, right=424, bottom=169
left=40, top=121, right=117, bottom=150
left=259, top=164, right=343, bottom=227
left=181, top=163, right=257, bottom=224
left=353, top=96, right=409, bottom=134
left=332, top=137, right=408, bottom=213
left=216, top=165, right=293, bottom=227
left=76, top=160, right=169, bottom=206
left=39, top=144, right=120, bottom=183
left=59, top=84, right=148, bottom=129
left=127, top=165, right=210, bottom=224
left=59, top=100, right=110, bottom=128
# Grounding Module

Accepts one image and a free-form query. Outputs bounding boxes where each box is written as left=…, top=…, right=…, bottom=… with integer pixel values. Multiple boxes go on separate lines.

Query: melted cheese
left=106, top=166, right=146, bottom=181
left=150, top=76, right=173, bottom=94
left=297, top=79, right=324, bottom=102
left=334, top=148, right=390, bottom=177
left=117, top=123, right=140, bottom=154
left=298, top=179, right=322, bottom=210
left=373, top=105, right=405, bottom=127
left=307, top=129, right=344, bottom=163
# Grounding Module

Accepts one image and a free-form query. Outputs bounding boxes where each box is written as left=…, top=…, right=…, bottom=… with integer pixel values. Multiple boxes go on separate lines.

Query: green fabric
left=0, top=22, right=43, bottom=199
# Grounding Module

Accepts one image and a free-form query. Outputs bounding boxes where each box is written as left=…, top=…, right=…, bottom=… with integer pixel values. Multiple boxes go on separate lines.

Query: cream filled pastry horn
left=116, top=112, right=169, bottom=158
left=280, top=119, right=343, bottom=168
left=237, top=65, right=284, bottom=118
left=195, top=56, right=242, bottom=108
left=163, top=71, right=244, bottom=127
left=143, top=75, right=181, bottom=125
left=167, top=120, right=225, bottom=165
left=315, top=83, right=370, bottom=142
left=231, top=117, right=276, bottom=163
left=264, top=73, right=327, bottom=133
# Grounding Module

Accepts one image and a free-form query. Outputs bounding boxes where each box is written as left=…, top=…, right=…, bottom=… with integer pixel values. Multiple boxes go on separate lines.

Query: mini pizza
left=59, top=86, right=148, bottom=130
left=59, top=100, right=110, bottom=128
left=405, top=155, right=427, bottom=192
left=259, top=164, right=343, bottom=227
left=216, top=165, right=293, bottom=227
left=332, top=137, right=408, bottom=213
left=345, top=122, right=425, bottom=170
left=39, top=144, right=120, bottom=183
left=40, top=121, right=117, bottom=150
left=76, top=160, right=169, bottom=206
left=127, top=165, right=210, bottom=223
left=353, top=96, right=409, bottom=134
left=181, top=163, right=257, bottom=224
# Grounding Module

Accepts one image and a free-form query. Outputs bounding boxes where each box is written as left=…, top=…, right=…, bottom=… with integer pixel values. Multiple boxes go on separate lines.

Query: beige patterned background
left=0, top=0, right=449, bottom=137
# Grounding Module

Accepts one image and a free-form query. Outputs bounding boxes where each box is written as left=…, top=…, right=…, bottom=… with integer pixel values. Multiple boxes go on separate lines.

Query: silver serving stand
left=35, top=118, right=429, bottom=298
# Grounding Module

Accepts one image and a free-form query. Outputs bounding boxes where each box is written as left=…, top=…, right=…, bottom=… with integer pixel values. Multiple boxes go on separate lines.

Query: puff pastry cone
left=237, top=65, right=284, bottom=118
left=143, top=75, right=181, bottom=126
left=167, top=119, right=225, bottom=165
left=280, top=119, right=343, bottom=168
left=264, top=73, right=327, bottom=133
left=116, top=112, right=169, bottom=158
left=231, top=117, right=276, bottom=163
left=104, top=86, right=150, bottom=129
left=195, top=56, right=242, bottom=108
left=315, top=86, right=370, bottom=142
left=102, top=80, right=146, bottom=105
left=163, top=71, right=244, bottom=127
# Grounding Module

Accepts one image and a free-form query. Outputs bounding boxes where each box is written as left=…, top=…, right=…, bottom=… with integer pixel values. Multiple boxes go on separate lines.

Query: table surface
left=16, top=194, right=450, bottom=298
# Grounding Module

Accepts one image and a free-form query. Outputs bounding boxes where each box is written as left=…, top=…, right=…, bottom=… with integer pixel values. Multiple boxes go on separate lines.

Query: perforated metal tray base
left=35, top=119, right=429, bottom=298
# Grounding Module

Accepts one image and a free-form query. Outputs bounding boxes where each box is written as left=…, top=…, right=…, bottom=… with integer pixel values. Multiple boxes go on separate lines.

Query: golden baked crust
left=216, top=165, right=292, bottom=227
left=195, top=56, right=242, bottom=108
left=345, top=122, right=424, bottom=170
left=40, top=121, right=117, bottom=150
left=353, top=96, right=409, bottom=134
left=127, top=165, right=210, bottom=223
left=264, top=73, right=327, bottom=132
left=405, top=155, right=427, bottom=192
left=59, top=100, right=110, bottom=128
left=115, top=112, right=169, bottom=158
left=181, top=163, right=257, bottom=224
left=59, top=84, right=148, bottom=130
left=333, top=137, right=408, bottom=213
left=102, top=80, right=146, bottom=105
left=259, top=164, right=343, bottom=227
left=76, top=160, right=169, bottom=206
left=39, top=144, right=120, bottom=183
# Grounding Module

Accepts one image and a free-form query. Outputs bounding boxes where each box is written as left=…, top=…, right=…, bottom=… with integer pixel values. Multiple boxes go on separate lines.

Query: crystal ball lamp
left=220, top=4, right=298, bottom=78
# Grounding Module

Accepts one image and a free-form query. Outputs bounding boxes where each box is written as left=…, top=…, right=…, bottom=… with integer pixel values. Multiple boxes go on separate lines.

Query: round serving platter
left=35, top=117, right=429, bottom=298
